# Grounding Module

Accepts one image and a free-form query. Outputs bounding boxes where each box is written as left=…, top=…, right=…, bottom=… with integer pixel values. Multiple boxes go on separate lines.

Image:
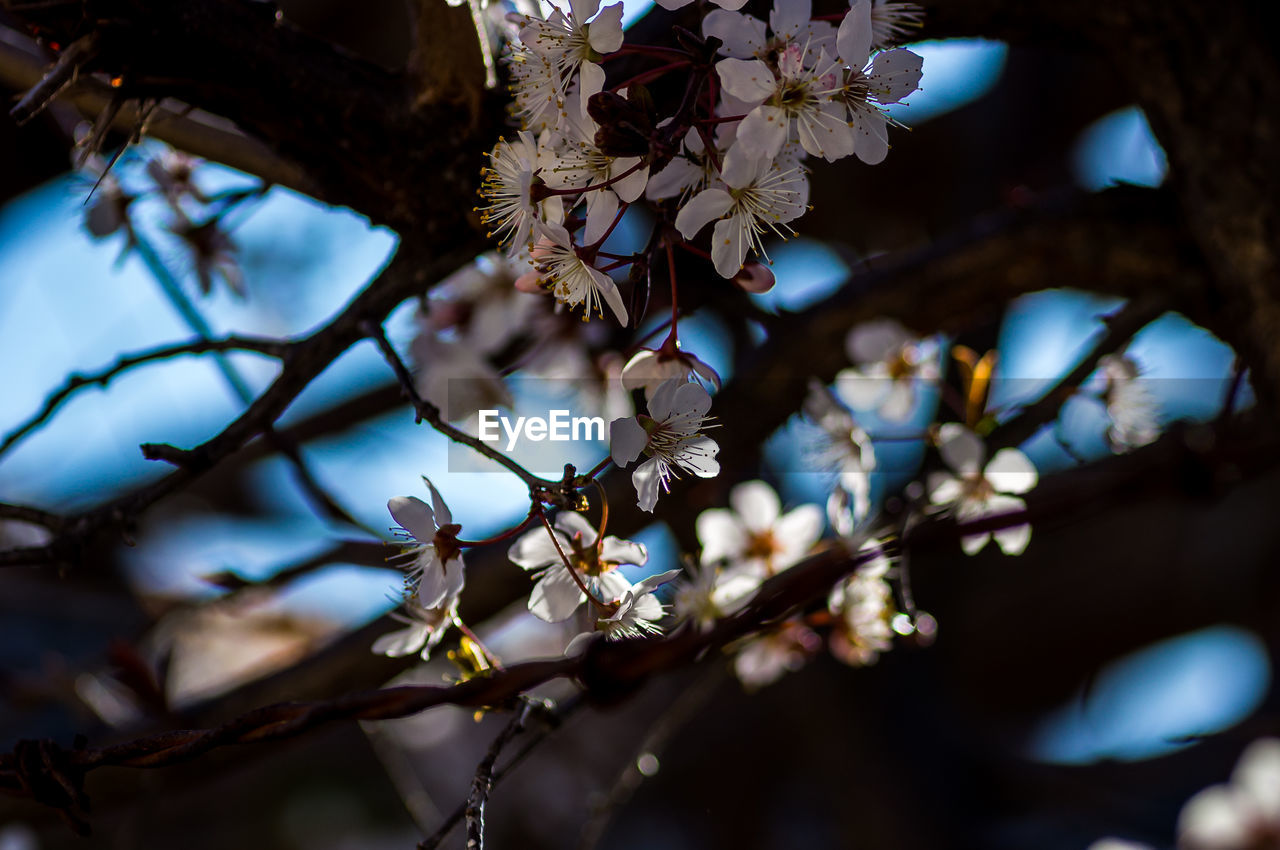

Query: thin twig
left=464, top=700, right=538, bottom=850
left=360, top=319, right=559, bottom=495
left=418, top=696, right=582, bottom=849
left=0, top=336, right=291, bottom=462
left=0, top=502, right=63, bottom=530
left=10, top=31, right=99, bottom=125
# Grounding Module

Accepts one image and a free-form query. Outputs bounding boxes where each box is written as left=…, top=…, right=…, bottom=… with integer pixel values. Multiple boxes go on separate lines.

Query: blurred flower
left=672, top=557, right=760, bottom=632
left=695, top=479, right=822, bottom=577
left=804, top=380, right=877, bottom=532
left=611, top=379, right=720, bottom=512
left=1178, top=738, right=1280, bottom=850
left=733, top=619, right=821, bottom=690
left=836, top=318, right=938, bottom=422
left=372, top=592, right=458, bottom=661
left=508, top=511, right=646, bottom=622
left=1100, top=354, right=1161, bottom=452
left=927, top=424, right=1037, bottom=555
left=827, top=540, right=895, bottom=666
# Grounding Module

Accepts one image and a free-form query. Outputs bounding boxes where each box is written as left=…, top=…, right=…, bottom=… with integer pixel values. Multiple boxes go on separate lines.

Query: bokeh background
left=0, top=1, right=1274, bottom=848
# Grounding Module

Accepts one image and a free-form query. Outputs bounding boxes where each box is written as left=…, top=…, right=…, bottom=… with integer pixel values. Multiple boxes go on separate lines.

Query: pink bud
left=733, top=262, right=775, bottom=294
left=514, top=271, right=545, bottom=293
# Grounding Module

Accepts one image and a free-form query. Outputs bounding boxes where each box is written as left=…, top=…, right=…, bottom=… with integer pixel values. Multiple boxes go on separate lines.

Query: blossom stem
left=663, top=239, right=680, bottom=347
left=593, top=480, right=609, bottom=556
left=536, top=509, right=611, bottom=612
left=615, top=43, right=689, bottom=59
left=583, top=201, right=630, bottom=252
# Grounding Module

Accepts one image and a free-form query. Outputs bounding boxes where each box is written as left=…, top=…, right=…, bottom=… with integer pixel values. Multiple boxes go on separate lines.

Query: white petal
left=633, top=568, right=683, bottom=596
left=679, top=436, right=721, bottom=477
left=555, top=511, right=599, bottom=546
left=1178, top=786, right=1253, bottom=848
left=593, top=266, right=629, bottom=325
left=423, top=477, right=452, bottom=525
left=646, top=157, right=702, bottom=200
left=583, top=187, right=619, bottom=245
left=674, top=188, right=735, bottom=240
left=703, top=10, right=767, bottom=59
left=993, top=522, right=1032, bottom=556
left=1236, top=738, right=1280, bottom=815
left=388, top=496, right=435, bottom=542
left=711, top=215, right=750, bottom=278
left=768, top=0, right=811, bottom=40
left=417, top=555, right=462, bottom=609
left=697, top=510, right=748, bottom=563
left=852, top=108, right=890, bottom=165
left=372, top=625, right=429, bottom=658
left=648, top=378, right=681, bottom=419
left=633, top=458, right=663, bottom=512
left=774, top=504, right=824, bottom=556
left=869, top=48, right=924, bottom=104
left=671, top=381, right=714, bottom=416
left=586, top=3, right=624, bottom=54
left=959, top=531, right=990, bottom=556
left=599, top=536, right=648, bottom=566
left=938, top=423, right=985, bottom=475
left=926, top=472, right=963, bottom=506
left=834, top=367, right=888, bottom=410
left=529, top=567, right=588, bottom=622
left=610, top=417, right=648, bottom=465
left=612, top=159, right=649, bottom=203
left=836, top=0, right=872, bottom=67
left=985, top=449, right=1038, bottom=494
left=654, top=0, right=694, bottom=8
left=878, top=382, right=917, bottom=422
left=735, top=105, right=789, bottom=161
left=709, top=0, right=750, bottom=11
left=730, top=480, right=781, bottom=531
left=508, top=528, right=562, bottom=571
left=719, top=141, right=766, bottom=189
left=715, top=58, right=777, bottom=105
left=846, top=318, right=911, bottom=363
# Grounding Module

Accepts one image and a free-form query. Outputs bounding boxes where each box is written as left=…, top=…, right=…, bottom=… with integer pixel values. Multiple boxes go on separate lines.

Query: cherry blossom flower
left=507, top=511, right=647, bottom=622
left=834, top=0, right=924, bottom=164
left=611, top=378, right=720, bottom=512
left=411, top=331, right=514, bottom=422
left=733, top=619, right=821, bottom=689
left=865, top=0, right=924, bottom=49
left=703, top=0, right=835, bottom=63
left=826, top=540, right=895, bottom=666
left=673, top=143, right=808, bottom=278
left=716, top=44, right=853, bottom=163
left=544, top=73, right=649, bottom=244
left=927, top=424, right=1038, bottom=556
left=531, top=221, right=629, bottom=324
left=1178, top=738, right=1280, bottom=850
left=387, top=479, right=465, bottom=609
left=656, top=0, right=748, bottom=12
left=477, top=132, right=563, bottom=254
left=371, top=592, right=458, bottom=661
left=836, top=318, right=940, bottom=422
left=515, top=0, right=624, bottom=100
left=1099, top=354, right=1161, bottom=452
left=596, top=569, right=682, bottom=640
left=621, top=344, right=722, bottom=400
left=695, top=479, right=823, bottom=578
left=804, top=380, right=878, bottom=533
left=672, top=558, right=759, bottom=632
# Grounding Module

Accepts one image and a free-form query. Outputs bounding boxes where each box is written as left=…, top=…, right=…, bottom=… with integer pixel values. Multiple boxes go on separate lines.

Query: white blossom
left=611, top=378, right=720, bottom=512
left=836, top=318, right=939, bottom=422
left=833, top=0, right=924, bottom=164
left=1100, top=354, right=1161, bottom=452
left=1178, top=738, right=1280, bottom=850
left=695, top=479, right=823, bottom=577
left=927, top=424, right=1038, bottom=556
left=387, top=479, right=465, bottom=608
left=673, top=143, right=808, bottom=278
left=477, top=132, right=563, bottom=254
left=531, top=221, right=629, bottom=324
left=371, top=592, right=458, bottom=661
left=732, top=619, right=820, bottom=689
left=826, top=540, right=895, bottom=666
left=621, top=344, right=722, bottom=401
left=671, top=558, right=759, bottom=632
left=804, top=380, right=878, bottom=533
left=508, top=511, right=647, bottom=622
